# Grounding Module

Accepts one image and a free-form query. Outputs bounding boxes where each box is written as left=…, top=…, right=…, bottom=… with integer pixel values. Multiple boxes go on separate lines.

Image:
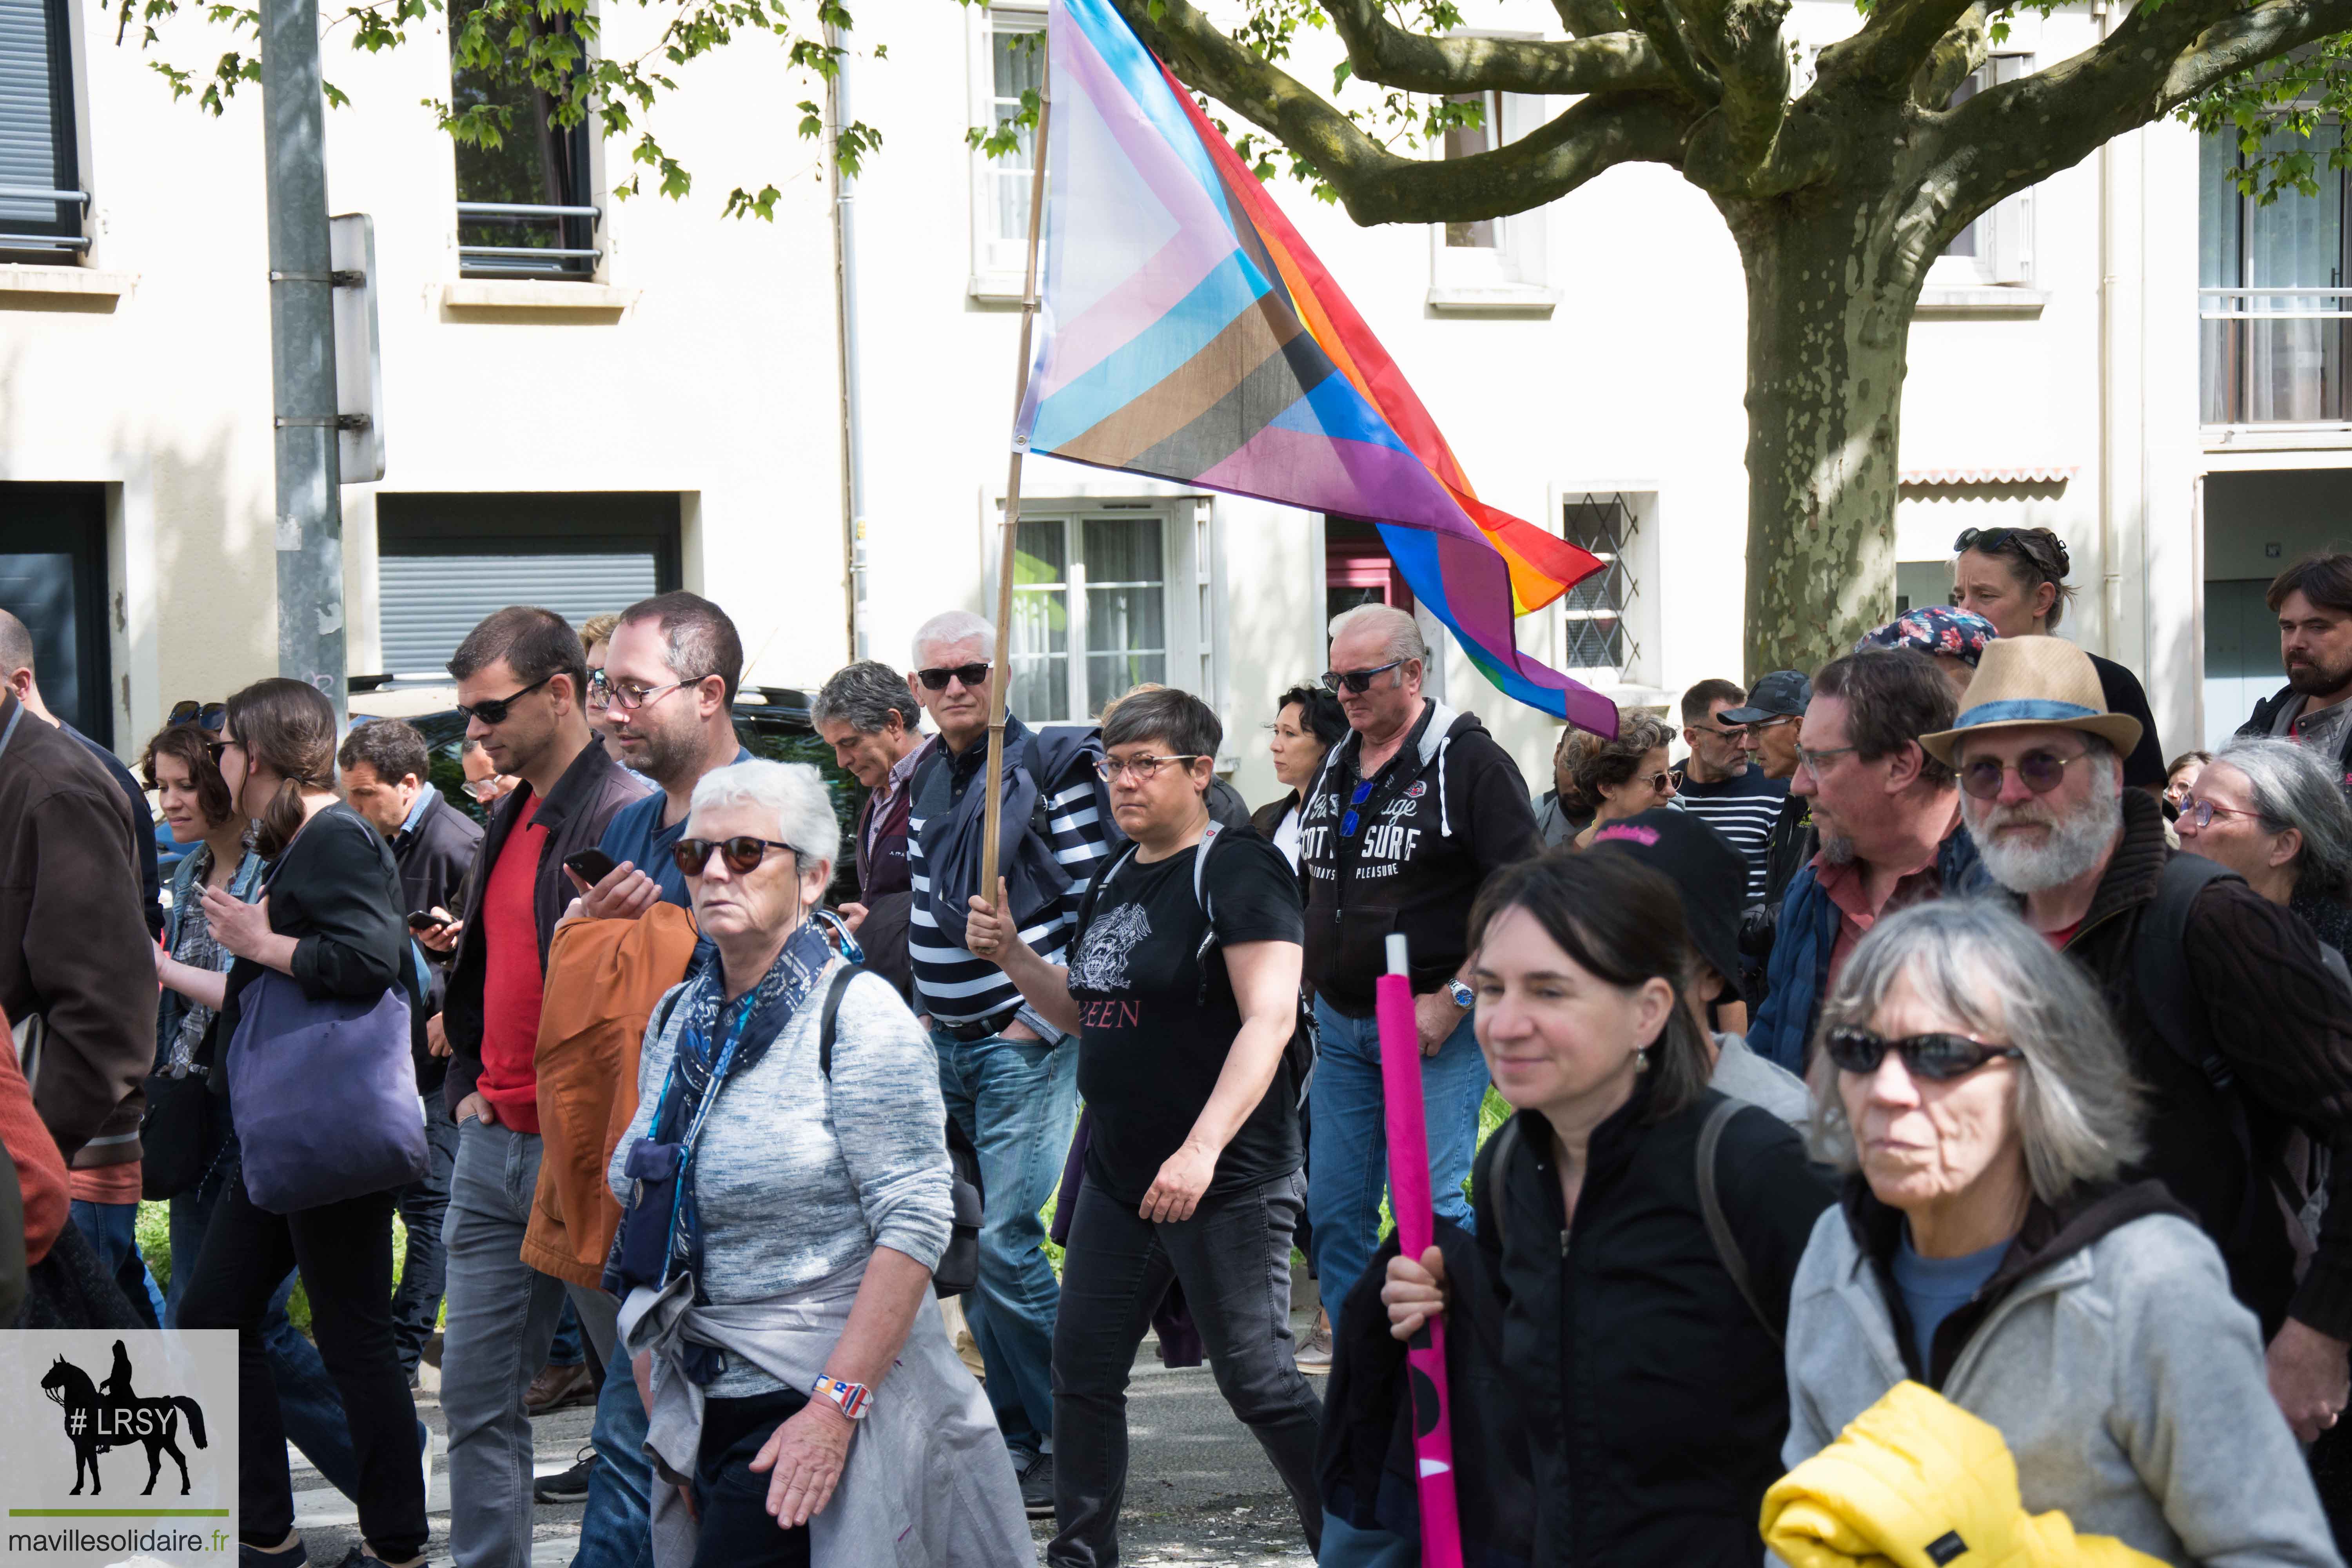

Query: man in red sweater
left=430, top=608, right=648, bottom=1568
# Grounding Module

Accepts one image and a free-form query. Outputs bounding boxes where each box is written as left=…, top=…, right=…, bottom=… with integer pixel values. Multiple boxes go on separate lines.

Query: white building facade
left=0, top=0, right=2312, bottom=799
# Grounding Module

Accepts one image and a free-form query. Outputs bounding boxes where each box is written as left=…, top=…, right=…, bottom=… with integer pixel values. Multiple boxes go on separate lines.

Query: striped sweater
left=906, top=717, right=1116, bottom=1029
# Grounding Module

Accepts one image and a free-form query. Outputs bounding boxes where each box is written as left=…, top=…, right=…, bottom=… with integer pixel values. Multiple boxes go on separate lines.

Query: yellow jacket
left=1762, top=1381, right=2168, bottom=1568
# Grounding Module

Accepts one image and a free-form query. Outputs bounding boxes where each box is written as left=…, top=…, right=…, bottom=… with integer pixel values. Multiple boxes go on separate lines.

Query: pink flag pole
left=1376, top=932, right=1464, bottom=1568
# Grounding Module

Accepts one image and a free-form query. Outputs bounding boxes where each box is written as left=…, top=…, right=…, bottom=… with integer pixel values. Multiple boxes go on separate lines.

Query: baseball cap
left=1586, top=808, right=1747, bottom=996
left=1719, top=670, right=1811, bottom=726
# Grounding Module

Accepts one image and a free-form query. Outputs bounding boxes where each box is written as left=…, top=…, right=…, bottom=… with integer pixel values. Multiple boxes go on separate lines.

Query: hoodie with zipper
left=1784, top=1179, right=2337, bottom=1568
left=1298, top=699, right=1537, bottom=1016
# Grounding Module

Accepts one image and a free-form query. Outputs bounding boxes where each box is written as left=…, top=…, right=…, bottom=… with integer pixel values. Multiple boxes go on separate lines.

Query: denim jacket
left=155, top=844, right=268, bottom=1074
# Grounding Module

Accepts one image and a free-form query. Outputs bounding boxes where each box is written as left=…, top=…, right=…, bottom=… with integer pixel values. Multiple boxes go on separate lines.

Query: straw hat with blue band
left=1917, top=635, right=2144, bottom=766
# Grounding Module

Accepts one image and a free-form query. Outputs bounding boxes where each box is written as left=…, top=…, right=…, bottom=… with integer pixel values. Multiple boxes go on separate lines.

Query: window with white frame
left=1553, top=488, right=1661, bottom=691
left=1929, top=56, right=2033, bottom=288
left=971, top=5, right=1045, bottom=291
left=1431, top=84, right=1550, bottom=302
left=1009, top=508, right=1174, bottom=722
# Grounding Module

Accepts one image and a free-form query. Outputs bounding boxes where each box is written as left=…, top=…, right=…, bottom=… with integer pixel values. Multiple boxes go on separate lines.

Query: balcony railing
left=2201, top=286, right=2352, bottom=427
left=456, top=201, right=600, bottom=279
left=0, top=187, right=93, bottom=255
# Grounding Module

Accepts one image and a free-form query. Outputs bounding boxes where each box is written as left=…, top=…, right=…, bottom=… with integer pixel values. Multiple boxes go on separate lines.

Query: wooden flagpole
left=981, top=53, right=1053, bottom=904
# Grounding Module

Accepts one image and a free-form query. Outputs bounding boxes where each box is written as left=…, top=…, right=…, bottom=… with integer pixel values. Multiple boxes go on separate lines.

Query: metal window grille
left=1560, top=494, right=1640, bottom=672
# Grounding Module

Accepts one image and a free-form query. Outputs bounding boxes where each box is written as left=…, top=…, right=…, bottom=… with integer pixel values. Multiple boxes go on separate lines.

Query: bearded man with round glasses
left=1925, top=633, right=2352, bottom=1459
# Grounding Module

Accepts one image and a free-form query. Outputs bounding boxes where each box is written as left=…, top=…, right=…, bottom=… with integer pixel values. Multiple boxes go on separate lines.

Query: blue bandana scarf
left=646, top=916, right=838, bottom=1305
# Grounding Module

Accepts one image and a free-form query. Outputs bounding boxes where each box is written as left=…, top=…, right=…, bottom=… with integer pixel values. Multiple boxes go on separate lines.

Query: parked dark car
left=350, top=685, right=865, bottom=902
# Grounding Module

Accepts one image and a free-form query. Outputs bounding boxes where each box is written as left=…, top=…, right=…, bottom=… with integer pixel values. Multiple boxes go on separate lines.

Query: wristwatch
left=1446, top=978, right=1474, bottom=1009
left=811, top=1374, right=872, bottom=1421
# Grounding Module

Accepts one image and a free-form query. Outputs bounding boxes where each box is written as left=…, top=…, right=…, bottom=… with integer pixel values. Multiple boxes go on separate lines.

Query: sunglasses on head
left=916, top=664, right=991, bottom=692
left=671, top=836, right=800, bottom=877
left=1321, top=660, right=1403, bottom=695
left=454, top=673, right=554, bottom=727
left=169, top=700, right=228, bottom=731
left=1957, top=746, right=2092, bottom=801
left=1953, top=526, right=2070, bottom=572
left=1823, top=1024, right=2024, bottom=1081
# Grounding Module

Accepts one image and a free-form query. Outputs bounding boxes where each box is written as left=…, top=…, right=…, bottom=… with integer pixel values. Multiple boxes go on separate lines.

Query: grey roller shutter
left=0, top=0, right=67, bottom=230
left=379, top=550, right=657, bottom=678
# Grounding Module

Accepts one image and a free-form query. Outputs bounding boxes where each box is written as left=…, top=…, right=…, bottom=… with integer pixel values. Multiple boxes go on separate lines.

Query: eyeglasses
left=1321, top=661, right=1404, bottom=696
left=204, top=738, right=236, bottom=766
left=1340, top=778, right=1376, bottom=837
left=588, top=670, right=695, bottom=713
left=1096, top=753, right=1204, bottom=783
left=2176, top=795, right=2272, bottom=832
left=169, top=700, right=227, bottom=731
left=916, top=664, right=991, bottom=692
left=671, top=837, right=802, bottom=877
left=462, top=776, right=505, bottom=803
left=1824, top=1025, right=2025, bottom=1082
left=1957, top=748, right=2092, bottom=801
left=1954, top=526, right=2069, bottom=571
left=1794, top=744, right=1859, bottom=774
left=1633, top=769, right=1673, bottom=794
left=455, top=674, right=554, bottom=727
left=1689, top=723, right=1744, bottom=740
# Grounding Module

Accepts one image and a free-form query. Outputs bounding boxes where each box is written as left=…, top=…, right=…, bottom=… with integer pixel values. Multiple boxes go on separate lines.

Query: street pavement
left=295, top=1305, right=1323, bottom=1566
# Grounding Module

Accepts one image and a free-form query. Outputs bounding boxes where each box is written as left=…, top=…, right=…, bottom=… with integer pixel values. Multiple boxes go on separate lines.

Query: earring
left=1634, top=1046, right=1651, bottom=1074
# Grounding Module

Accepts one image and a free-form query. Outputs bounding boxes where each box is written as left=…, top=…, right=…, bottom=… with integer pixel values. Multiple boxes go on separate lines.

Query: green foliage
left=136, top=1198, right=418, bottom=1339
left=119, top=0, right=880, bottom=220
left=2180, top=38, right=2352, bottom=203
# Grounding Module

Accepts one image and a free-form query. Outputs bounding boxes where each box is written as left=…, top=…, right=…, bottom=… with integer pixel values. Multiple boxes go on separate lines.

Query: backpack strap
left=818, top=963, right=860, bottom=1080
left=2134, top=855, right=2243, bottom=1100
left=1696, top=1098, right=1781, bottom=1348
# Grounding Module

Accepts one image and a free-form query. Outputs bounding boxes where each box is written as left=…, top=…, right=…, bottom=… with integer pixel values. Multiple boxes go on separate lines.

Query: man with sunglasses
left=900, top=608, right=1117, bottom=1514
left=1928, top=634, right=2352, bottom=1453
left=1294, top=604, right=1538, bottom=1325
left=1748, top=650, right=1971, bottom=1074
left=1670, top=677, right=1786, bottom=907
left=432, top=606, right=652, bottom=1568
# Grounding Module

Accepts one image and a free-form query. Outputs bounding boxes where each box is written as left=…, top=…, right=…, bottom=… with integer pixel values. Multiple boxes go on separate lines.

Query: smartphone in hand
left=406, top=910, right=450, bottom=932
left=563, top=848, right=620, bottom=886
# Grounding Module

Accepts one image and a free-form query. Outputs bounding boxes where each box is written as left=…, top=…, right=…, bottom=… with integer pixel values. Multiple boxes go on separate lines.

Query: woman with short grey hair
left=1784, top=898, right=2335, bottom=1564
left=606, top=759, right=1026, bottom=1565
left=2182, top=736, right=2352, bottom=959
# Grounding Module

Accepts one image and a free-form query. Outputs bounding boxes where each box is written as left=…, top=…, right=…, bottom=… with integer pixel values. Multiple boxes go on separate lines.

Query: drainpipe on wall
left=2094, top=0, right=2123, bottom=661
left=828, top=20, right=870, bottom=663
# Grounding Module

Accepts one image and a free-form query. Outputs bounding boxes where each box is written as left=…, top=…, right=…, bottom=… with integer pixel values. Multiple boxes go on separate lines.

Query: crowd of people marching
left=3, top=524, right=2352, bottom=1567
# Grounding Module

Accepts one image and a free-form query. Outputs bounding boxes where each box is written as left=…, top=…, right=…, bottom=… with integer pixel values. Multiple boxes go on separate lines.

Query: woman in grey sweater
left=604, top=759, right=1025, bottom=1567
left=1784, top=899, right=2337, bottom=1566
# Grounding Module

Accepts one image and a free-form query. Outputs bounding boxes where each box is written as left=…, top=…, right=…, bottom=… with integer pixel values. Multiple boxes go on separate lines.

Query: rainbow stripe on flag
left=1013, top=0, right=1617, bottom=735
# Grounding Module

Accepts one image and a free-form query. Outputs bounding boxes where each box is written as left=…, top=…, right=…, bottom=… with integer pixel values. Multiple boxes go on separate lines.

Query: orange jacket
left=0, top=1005, right=69, bottom=1266
left=522, top=906, right=698, bottom=1287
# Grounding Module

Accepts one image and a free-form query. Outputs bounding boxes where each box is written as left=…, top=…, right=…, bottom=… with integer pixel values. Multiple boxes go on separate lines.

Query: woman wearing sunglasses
left=603, top=759, right=1025, bottom=1566
left=1375, top=852, right=1831, bottom=1566
left=1568, top=709, right=1677, bottom=851
left=1783, top=898, right=2334, bottom=1564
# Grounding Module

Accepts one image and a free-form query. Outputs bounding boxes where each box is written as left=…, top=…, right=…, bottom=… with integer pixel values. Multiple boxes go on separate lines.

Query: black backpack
left=818, top=965, right=984, bottom=1298
left=1073, top=821, right=1320, bottom=1107
left=2132, top=855, right=2325, bottom=1271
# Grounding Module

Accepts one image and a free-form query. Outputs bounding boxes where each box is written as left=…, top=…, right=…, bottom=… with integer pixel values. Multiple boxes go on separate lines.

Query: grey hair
left=1328, top=603, right=1426, bottom=666
left=2214, top=735, right=2352, bottom=900
left=1807, top=897, right=2146, bottom=1205
left=686, top=759, right=840, bottom=872
left=813, top=661, right=922, bottom=735
left=913, top=610, right=995, bottom=666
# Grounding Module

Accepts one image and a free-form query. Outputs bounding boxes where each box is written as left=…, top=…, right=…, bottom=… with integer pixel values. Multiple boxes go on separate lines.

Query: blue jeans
left=392, top=1101, right=463, bottom=1376
left=933, top=1024, right=1078, bottom=1459
left=70, top=1198, right=164, bottom=1327
left=548, top=1298, right=587, bottom=1369
left=570, top=1348, right=655, bottom=1568
left=1305, top=997, right=1487, bottom=1323
left=166, top=1146, right=363, bottom=1502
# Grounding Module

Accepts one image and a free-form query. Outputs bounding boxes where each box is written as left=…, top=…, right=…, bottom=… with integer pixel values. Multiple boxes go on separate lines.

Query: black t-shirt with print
left=1068, top=831, right=1306, bottom=1209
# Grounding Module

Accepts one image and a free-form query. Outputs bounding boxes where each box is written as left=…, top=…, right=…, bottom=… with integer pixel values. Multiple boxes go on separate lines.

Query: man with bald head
left=1295, top=604, right=1538, bottom=1321
left=0, top=610, right=160, bottom=936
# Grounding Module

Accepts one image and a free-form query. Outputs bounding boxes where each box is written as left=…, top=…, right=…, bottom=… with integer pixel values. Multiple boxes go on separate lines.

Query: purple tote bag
left=226, top=971, right=428, bottom=1214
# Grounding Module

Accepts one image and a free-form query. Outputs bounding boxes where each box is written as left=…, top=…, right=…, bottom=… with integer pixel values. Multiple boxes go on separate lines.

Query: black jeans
left=390, top=1102, right=462, bottom=1376
left=176, top=1172, right=427, bottom=1559
left=1049, top=1171, right=1323, bottom=1567
left=691, top=1387, right=812, bottom=1568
